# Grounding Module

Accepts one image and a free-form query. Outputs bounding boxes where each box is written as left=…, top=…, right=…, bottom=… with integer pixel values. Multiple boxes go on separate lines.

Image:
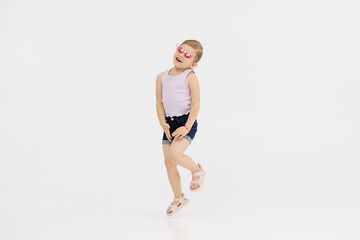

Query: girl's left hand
left=172, top=126, right=189, bottom=141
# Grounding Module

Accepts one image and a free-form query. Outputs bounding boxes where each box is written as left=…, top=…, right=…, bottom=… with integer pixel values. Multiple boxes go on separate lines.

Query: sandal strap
left=168, top=199, right=185, bottom=211
left=168, top=204, right=177, bottom=211
left=192, top=171, right=205, bottom=177
left=191, top=179, right=202, bottom=184
left=173, top=194, right=186, bottom=203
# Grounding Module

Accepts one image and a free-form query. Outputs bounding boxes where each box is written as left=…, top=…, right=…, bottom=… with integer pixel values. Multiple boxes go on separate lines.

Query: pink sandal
left=190, top=163, right=206, bottom=192
left=166, top=193, right=190, bottom=216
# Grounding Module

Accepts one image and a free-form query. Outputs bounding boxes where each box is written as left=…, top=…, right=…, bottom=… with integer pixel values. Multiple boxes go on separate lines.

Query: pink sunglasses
left=176, top=44, right=195, bottom=61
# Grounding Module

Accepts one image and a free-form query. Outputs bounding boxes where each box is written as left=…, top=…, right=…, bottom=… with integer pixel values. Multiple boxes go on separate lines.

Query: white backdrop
left=1, top=0, right=359, bottom=239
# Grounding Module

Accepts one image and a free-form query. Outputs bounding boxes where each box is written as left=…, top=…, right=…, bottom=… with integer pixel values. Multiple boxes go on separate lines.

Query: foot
left=190, top=163, right=206, bottom=192
left=166, top=193, right=189, bottom=215
left=167, top=199, right=181, bottom=214
left=190, top=174, right=201, bottom=190
left=190, top=165, right=201, bottom=190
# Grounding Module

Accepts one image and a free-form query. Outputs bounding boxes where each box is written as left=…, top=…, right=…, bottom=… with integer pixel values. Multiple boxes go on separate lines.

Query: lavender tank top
left=161, top=67, right=195, bottom=117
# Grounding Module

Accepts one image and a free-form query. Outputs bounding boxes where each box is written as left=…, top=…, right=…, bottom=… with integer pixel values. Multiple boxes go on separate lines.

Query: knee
left=164, top=158, right=176, bottom=169
left=169, top=151, right=182, bottom=164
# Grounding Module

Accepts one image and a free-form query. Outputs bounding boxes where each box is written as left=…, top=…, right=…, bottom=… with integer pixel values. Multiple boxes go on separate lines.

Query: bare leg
left=165, top=161, right=182, bottom=198
left=169, top=138, right=201, bottom=173
left=169, top=138, right=202, bottom=190
left=163, top=143, right=183, bottom=214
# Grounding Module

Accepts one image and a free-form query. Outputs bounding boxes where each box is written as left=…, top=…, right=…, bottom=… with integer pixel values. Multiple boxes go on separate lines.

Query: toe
left=167, top=207, right=173, bottom=214
left=191, top=184, right=199, bottom=190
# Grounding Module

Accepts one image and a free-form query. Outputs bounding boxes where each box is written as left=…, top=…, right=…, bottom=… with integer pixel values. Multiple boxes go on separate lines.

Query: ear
left=191, top=62, right=197, bottom=68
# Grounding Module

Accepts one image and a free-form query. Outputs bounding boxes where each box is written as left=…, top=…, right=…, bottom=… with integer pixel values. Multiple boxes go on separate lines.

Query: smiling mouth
left=176, top=57, right=182, bottom=62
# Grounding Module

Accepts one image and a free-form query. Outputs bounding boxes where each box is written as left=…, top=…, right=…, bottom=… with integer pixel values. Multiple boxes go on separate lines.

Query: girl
left=155, top=40, right=206, bottom=216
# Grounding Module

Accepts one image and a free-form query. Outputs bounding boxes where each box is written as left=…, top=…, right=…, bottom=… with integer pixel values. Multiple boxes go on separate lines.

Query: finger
left=175, top=133, right=182, bottom=141
left=166, top=131, right=172, bottom=141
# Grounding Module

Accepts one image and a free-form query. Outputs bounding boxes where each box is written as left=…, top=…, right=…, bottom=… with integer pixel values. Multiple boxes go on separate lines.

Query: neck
left=172, top=66, right=191, bottom=73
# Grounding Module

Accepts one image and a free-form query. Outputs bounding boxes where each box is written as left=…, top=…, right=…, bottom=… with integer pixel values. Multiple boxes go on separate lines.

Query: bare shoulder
left=156, top=71, right=165, bottom=84
left=186, top=71, right=199, bottom=86
left=156, top=71, right=165, bottom=103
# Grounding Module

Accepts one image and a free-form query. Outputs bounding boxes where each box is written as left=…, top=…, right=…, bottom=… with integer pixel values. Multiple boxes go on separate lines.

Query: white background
left=1, top=0, right=359, bottom=239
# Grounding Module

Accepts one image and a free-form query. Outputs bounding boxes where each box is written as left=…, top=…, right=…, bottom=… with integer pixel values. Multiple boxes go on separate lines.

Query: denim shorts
left=162, top=112, right=198, bottom=145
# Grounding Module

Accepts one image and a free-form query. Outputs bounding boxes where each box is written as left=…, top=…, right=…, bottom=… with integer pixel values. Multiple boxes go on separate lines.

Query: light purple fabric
left=161, top=68, right=195, bottom=117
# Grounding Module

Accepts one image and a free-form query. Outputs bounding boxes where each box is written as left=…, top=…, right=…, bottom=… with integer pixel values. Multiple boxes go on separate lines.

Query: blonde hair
left=181, top=39, right=203, bottom=63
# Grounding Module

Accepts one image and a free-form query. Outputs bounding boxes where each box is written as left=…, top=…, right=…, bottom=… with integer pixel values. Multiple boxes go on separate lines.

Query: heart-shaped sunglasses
left=176, top=44, right=195, bottom=61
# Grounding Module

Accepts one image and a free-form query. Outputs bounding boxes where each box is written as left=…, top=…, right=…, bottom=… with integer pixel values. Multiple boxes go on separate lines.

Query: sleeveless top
left=161, top=67, right=195, bottom=117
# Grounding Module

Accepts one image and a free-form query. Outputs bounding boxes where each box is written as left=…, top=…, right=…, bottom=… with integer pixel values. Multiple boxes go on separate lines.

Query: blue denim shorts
left=162, top=112, right=198, bottom=145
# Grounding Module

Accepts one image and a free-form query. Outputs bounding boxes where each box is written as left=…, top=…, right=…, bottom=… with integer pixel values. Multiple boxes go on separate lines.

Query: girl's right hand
left=161, top=123, right=172, bottom=142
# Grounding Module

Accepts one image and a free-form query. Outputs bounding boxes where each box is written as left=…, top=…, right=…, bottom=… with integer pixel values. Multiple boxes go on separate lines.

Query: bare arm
left=185, top=72, right=200, bottom=129
left=156, top=72, right=167, bottom=127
